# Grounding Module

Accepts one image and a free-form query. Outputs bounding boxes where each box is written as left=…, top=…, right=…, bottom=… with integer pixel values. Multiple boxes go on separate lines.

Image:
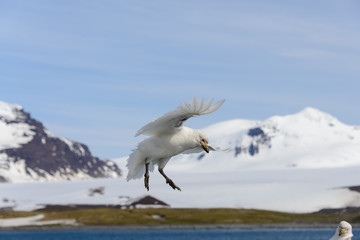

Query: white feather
left=135, top=98, right=225, bottom=137
left=181, top=144, right=232, bottom=155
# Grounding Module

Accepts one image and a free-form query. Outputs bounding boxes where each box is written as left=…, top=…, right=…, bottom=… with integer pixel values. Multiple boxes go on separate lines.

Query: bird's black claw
left=166, top=179, right=181, bottom=191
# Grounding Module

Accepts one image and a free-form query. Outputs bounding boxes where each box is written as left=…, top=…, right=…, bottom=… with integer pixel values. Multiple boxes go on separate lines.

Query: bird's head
left=197, top=130, right=209, bottom=153
left=337, top=221, right=353, bottom=239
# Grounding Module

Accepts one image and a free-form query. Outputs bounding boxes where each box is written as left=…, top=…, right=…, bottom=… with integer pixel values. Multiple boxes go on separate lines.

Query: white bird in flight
left=330, top=221, right=353, bottom=240
left=126, top=98, right=225, bottom=191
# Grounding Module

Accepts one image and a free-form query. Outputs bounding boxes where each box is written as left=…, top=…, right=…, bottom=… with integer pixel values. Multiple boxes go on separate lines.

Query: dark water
left=0, top=229, right=358, bottom=240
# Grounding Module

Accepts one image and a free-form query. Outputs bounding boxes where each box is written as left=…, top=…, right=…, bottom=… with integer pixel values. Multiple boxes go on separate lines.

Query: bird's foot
left=144, top=173, right=150, bottom=191
left=166, top=178, right=181, bottom=191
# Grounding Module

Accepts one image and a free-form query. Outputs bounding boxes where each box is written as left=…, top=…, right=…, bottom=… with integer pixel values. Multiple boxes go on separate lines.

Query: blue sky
left=1, top=0, right=359, bottom=158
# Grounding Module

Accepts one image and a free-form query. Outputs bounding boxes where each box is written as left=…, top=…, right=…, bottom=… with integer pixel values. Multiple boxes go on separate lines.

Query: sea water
left=0, top=229, right=359, bottom=240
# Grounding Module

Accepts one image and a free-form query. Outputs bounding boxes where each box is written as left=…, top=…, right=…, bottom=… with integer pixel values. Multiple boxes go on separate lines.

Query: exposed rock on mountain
left=0, top=101, right=121, bottom=182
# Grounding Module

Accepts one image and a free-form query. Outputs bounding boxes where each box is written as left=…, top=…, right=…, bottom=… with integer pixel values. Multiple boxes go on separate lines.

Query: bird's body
left=330, top=221, right=353, bottom=240
left=126, top=98, right=225, bottom=191
left=141, top=127, right=199, bottom=158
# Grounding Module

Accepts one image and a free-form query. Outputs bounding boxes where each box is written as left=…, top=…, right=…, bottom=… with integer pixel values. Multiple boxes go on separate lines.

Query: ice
left=0, top=214, right=77, bottom=227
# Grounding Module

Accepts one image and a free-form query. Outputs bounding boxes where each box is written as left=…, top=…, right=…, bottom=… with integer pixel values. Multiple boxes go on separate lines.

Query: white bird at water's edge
left=126, top=98, right=225, bottom=191
left=330, top=221, right=353, bottom=240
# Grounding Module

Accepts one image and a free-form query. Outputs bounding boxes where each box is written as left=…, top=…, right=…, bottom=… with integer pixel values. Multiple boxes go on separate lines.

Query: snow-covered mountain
left=0, top=101, right=121, bottom=182
left=0, top=105, right=359, bottom=213
left=167, top=107, right=360, bottom=172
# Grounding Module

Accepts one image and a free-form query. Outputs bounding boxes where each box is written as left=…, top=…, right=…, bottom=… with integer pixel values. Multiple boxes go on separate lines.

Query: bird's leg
left=144, top=162, right=150, bottom=191
left=158, top=168, right=181, bottom=191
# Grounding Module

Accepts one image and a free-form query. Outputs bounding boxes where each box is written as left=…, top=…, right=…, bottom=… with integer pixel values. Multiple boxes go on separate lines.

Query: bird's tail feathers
left=126, top=150, right=154, bottom=181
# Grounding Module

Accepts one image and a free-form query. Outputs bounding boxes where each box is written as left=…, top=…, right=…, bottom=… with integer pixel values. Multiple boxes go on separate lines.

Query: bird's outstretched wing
left=135, top=98, right=225, bottom=137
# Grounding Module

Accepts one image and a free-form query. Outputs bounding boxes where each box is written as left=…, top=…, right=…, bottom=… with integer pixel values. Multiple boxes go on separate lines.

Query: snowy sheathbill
left=126, top=98, right=225, bottom=191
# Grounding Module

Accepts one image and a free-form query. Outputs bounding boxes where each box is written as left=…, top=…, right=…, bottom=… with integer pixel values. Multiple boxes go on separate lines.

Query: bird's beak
left=201, top=142, right=209, bottom=153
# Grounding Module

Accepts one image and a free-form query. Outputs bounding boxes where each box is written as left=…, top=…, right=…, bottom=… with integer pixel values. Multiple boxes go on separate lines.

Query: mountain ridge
left=0, top=100, right=121, bottom=183
left=166, top=107, right=360, bottom=173
left=0, top=104, right=359, bottom=212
